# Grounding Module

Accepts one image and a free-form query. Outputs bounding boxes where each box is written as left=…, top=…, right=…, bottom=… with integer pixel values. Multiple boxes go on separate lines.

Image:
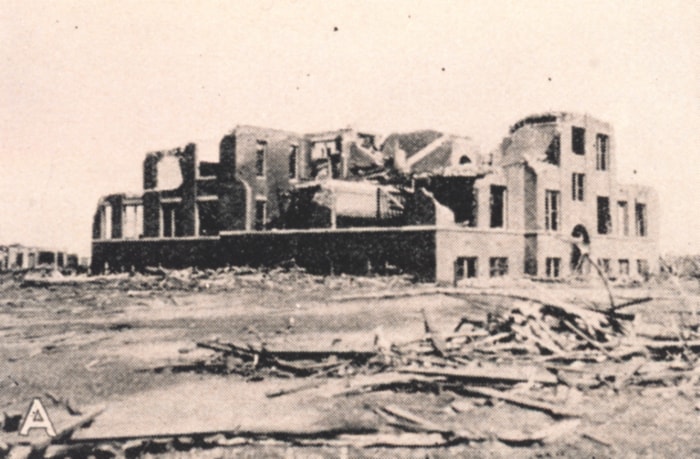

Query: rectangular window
left=617, top=201, right=629, bottom=236
left=289, top=145, right=298, bottom=179
left=619, top=259, right=630, bottom=276
left=596, top=134, right=609, bottom=170
left=571, top=173, right=585, bottom=201
left=198, top=200, right=219, bottom=236
left=545, top=190, right=560, bottom=231
left=161, top=204, right=177, bottom=238
left=597, top=196, right=611, bottom=234
left=637, top=259, right=649, bottom=276
left=255, top=141, right=266, bottom=177
left=572, top=126, right=585, bottom=155
left=489, top=257, right=508, bottom=277
left=455, top=257, right=478, bottom=280
left=254, top=200, right=267, bottom=230
left=102, top=205, right=112, bottom=239
left=598, top=258, right=611, bottom=274
left=122, top=204, right=143, bottom=239
left=546, top=257, right=561, bottom=278
left=635, top=203, right=647, bottom=237
left=468, top=189, right=478, bottom=228
left=161, top=206, right=175, bottom=237
left=489, top=185, right=507, bottom=228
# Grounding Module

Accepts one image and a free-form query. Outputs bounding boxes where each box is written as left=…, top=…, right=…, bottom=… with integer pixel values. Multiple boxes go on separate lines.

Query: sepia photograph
left=1, top=1, right=698, bottom=457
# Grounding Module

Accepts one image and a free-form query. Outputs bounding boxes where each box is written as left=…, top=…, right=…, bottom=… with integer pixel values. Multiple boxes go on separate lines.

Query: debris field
left=0, top=268, right=698, bottom=458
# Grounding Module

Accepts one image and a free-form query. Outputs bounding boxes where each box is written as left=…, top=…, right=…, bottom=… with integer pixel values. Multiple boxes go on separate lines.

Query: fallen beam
left=459, top=386, right=580, bottom=418
left=641, top=339, right=700, bottom=352
left=399, top=365, right=558, bottom=385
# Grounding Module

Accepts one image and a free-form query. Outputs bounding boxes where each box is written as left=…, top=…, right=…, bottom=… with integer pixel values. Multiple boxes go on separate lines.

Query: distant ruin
left=0, top=244, right=80, bottom=272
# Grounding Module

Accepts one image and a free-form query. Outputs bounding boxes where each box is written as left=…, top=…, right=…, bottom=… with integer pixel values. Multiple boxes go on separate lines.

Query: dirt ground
left=1, top=270, right=698, bottom=458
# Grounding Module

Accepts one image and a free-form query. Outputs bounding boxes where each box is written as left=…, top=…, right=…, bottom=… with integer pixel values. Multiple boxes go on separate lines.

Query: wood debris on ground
left=2, top=283, right=698, bottom=458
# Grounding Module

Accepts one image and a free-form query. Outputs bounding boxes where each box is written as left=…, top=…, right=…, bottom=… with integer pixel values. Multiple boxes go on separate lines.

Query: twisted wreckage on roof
left=92, top=112, right=658, bottom=282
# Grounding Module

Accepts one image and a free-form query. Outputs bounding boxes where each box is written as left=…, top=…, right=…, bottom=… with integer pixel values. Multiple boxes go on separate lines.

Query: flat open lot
left=1, top=271, right=698, bottom=458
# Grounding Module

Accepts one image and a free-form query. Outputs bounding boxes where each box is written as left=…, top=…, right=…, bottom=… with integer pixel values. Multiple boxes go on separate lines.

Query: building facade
left=0, top=244, right=79, bottom=272
left=92, top=113, right=658, bottom=283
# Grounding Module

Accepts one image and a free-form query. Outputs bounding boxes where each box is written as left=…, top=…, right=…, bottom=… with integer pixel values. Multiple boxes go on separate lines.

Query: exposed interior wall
left=421, top=177, right=478, bottom=226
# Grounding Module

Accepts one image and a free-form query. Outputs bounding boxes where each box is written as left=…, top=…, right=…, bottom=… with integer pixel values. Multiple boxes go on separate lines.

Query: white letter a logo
left=19, top=398, right=56, bottom=437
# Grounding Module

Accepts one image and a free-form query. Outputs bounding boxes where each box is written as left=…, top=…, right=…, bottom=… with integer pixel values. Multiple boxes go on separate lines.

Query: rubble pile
left=18, top=265, right=416, bottom=293
left=127, top=291, right=697, bottom=453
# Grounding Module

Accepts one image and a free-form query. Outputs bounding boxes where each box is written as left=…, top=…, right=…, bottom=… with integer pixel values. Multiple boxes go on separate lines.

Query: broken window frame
left=637, top=259, right=649, bottom=276
left=597, top=258, right=611, bottom=275
left=455, top=257, right=478, bottom=280
left=289, top=145, right=298, bottom=179
left=161, top=204, right=178, bottom=238
left=254, top=199, right=267, bottom=231
left=596, top=134, right=609, bottom=170
left=597, top=196, right=612, bottom=235
left=255, top=141, right=267, bottom=177
left=197, top=198, right=219, bottom=236
left=545, top=257, right=561, bottom=278
left=489, top=257, right=508, bottom=277
left=572, top=126, right=586, bottom=155
left=489, top=185, right=507, bottom=229
left=544, top=190, right=560, bottom=231
left=618, top=259, right=630, bottom=276
left=617, top=201, right=629, bottom=236
left=122, top=204, right=143, bottom=240
left=635, top=202, right=647, bottom=237
left=101, top=204, right=112, bottom=240
left=571, top=173, right=585, bottom=201
left=468, top=188, right=478, bottom=228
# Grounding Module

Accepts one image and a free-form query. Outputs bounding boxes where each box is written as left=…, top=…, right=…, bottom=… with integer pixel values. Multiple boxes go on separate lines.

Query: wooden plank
left=328, top=372, right=440, bottom=397
left=399, top=365, right=558, bottom=385
left=379, top=405, right=484, bottom=442
left=611, top=296, right=653, bottom=311
left=562, top=320, right=621, bottom=362
left=641, top=339, right=700, bottom=352
left=32, top=406, right=106, bottom=454
left=336, top=432, right=447, bottom=447
left=421, top=308, right=448, bottom=357
left=380, top=405, right=445, bottom=433
left=459, top=386, right=580, bottom=418
left=457, top=332, right=513, bottom=354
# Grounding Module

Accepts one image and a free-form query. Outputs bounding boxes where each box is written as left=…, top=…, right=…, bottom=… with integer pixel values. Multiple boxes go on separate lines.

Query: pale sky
left=1, top=1, right=698, bottom=257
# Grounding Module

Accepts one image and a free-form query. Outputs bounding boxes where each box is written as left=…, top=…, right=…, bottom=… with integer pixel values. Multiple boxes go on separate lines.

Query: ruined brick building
left=0, top=244, right=79, bottom=272
left=92, top=112, right=658, bottom=283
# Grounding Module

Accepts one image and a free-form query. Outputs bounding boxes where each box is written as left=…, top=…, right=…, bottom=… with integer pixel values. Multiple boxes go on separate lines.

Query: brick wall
left=92, top=228, right=437, bottom=280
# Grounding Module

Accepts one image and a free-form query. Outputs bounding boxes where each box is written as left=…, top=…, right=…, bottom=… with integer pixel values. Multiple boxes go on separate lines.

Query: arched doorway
left=570, top=224, right=590, bottom=273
